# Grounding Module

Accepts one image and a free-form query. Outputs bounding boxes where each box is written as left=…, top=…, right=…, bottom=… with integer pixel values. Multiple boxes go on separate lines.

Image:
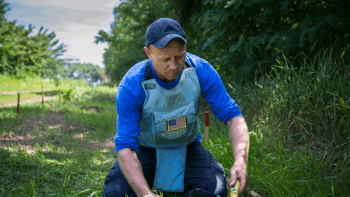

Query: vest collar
left=146, top=59, right=192, bottom=90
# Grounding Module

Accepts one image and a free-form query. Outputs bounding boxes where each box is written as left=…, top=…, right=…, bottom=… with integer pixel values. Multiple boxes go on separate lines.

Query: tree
left=95, top=0, right=173, bottom=82
left=97, top=0, right=350, bottom=83
left=0, top=0, right=67, bottom=80
left=170, top=0, right=350, bottom=81
left=57, top=62, right=103, bottom=81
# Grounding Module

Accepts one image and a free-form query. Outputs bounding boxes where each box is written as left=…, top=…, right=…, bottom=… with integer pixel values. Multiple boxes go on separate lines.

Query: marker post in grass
left=42, top=86, right=44, bottom=109
left=205, top=111, right=209, bottom=141
left=17, top=93, right=20, bottom=114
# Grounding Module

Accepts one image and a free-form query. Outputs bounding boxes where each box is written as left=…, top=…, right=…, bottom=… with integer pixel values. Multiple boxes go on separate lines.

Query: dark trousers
left=103, top=142, right=227, bottom=197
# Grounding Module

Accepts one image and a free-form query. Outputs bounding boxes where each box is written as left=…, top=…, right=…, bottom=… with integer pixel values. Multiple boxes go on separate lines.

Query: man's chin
left=165, top=74, right=180, bottom=82
left=164, top=78, right=176, bottom=83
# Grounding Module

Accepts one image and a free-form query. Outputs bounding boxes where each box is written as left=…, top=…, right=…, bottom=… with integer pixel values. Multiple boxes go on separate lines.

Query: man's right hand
left=118, top=148, right=155, bottom=197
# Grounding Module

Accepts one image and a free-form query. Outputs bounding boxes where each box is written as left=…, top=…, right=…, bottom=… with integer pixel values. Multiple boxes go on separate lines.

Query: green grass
left=0, top=45, right=349, bottom=196
left=0, top=74, right=89, bottom=93
left=217, top=44, right=350, bottom=196
left=0, top=93, right=43, bottom=106
left=1, top=83, right=347, bottom=197
left=0, top=85, right=118, bottom=197
left=0, top=75, right=90, bottom=108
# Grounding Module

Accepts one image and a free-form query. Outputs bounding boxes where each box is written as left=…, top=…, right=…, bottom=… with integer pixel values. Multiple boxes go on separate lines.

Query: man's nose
left=169, top=58, right=178, bottom=70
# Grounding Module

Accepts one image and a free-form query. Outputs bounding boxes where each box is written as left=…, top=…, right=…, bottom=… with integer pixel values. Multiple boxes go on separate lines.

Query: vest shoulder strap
left=145, top=60, right=153, bottom=80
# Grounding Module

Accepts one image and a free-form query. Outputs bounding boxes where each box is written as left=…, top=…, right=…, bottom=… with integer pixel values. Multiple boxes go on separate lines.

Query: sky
left=4, top=0, right=121, bottom=69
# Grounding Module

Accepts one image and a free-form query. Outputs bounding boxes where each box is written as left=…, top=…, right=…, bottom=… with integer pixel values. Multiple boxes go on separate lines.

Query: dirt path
left=0, top=96, right=55, bottom=108
left=0, top=89, right=53, bottom=95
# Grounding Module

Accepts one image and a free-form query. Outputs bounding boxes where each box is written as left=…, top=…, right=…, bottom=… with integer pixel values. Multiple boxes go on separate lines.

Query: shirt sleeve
left=114, top=84, right=143, bottom=154
left=195, top=59, right=242, bottom=124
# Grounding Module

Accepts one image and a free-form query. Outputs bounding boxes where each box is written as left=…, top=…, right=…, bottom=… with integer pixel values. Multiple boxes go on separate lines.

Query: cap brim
left=152, top=34, right=187, bottom=49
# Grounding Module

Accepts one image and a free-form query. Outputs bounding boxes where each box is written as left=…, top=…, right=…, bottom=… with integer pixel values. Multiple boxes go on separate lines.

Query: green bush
left=177, top=0, right=350, bottom=81
left=61, top=89, right=73, bottom=102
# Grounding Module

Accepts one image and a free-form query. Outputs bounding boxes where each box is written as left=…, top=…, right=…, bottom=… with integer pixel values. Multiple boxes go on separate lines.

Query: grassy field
left=0, top=84, right=118, bottom=197
left=0, top=74, right=88, bottom=93
left=0, top=91, right=59, bottom=107
left=0, top=84, right=348, bottom=197
left=0, top=74, right=90, bottom=108
left=0, top=93, right=38, bottom=105
left=0, top=46, right=349, bottom=196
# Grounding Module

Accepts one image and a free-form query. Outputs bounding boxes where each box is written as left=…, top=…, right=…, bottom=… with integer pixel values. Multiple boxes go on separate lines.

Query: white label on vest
left=144, top=83, right=156, bottom=90
left=161, top=128, right=186, bottom=139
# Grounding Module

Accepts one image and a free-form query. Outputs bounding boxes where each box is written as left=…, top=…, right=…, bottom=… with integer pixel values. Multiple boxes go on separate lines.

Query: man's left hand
left=227, top=162, right=248, bottom=193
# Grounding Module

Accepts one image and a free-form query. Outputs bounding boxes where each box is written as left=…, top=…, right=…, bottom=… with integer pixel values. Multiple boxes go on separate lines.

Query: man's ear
left=143, top=47, right=151, bottom=59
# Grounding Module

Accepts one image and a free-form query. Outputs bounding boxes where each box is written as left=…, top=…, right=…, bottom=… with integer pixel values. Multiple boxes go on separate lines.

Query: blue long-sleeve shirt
left=114, top=53, right=242, bottom=154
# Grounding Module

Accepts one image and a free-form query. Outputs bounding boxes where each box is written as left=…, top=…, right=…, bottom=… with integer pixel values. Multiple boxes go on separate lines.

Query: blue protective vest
left=139, top=60, right=201, bottom=192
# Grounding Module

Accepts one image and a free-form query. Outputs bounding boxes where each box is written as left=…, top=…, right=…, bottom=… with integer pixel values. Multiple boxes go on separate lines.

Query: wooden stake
left=17, top=93, right=20, bottom=114
left=205, top=111, right=209, bottom=141
left=42, top=86, right=44, bottom=109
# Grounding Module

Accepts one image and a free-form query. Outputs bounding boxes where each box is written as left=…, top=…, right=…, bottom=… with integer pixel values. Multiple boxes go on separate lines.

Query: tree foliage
left=0, top=0, right=66, bottom=80
left=175, top=0, right=350, bottom=81
left=98, top=0, right=350, bottom=82
left=57, top=62, right=103, bottom=82
left=95, top=0, right=173, bottom=82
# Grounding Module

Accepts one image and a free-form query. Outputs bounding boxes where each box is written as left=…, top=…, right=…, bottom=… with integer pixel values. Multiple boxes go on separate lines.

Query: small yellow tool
left=229, top=181, right=241, bottom=197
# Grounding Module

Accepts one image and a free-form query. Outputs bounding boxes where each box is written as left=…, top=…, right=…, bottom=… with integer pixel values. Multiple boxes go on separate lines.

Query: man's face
left=144, top=39, right=186, bottom=83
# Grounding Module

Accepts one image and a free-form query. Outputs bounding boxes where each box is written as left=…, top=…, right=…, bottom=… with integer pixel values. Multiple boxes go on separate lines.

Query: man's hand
left=227, top=116, right=249, bottom=193
left=118, top=148, right=154, bottom=197
left=228, top=162, right=248, bottom=193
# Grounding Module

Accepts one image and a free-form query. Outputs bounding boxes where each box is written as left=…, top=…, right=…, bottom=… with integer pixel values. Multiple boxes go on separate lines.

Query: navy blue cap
left=145, top=18, right=187, bottom=49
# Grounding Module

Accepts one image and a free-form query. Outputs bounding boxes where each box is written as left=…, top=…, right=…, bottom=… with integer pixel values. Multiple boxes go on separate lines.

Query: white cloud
left=5, top=0, right=120, bottom=69
left=20, top=0, right=119, bottom=11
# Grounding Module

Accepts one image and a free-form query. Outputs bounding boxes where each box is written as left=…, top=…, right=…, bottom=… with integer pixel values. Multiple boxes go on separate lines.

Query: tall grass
left=217, top=44, right=350, bottom=196
left=265, top=45, right=350, bottom=146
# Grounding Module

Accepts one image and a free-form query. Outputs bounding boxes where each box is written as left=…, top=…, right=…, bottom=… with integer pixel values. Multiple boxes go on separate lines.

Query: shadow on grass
left=0, top=94, right=119, bottom=196
left=33, top=89, right=61, bottom=97
left=0, top=145, right=111, bottom=196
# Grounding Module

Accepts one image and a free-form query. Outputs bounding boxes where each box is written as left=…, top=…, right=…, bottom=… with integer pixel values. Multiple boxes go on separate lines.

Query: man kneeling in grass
left=103, top=18, right=249, bottom=197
